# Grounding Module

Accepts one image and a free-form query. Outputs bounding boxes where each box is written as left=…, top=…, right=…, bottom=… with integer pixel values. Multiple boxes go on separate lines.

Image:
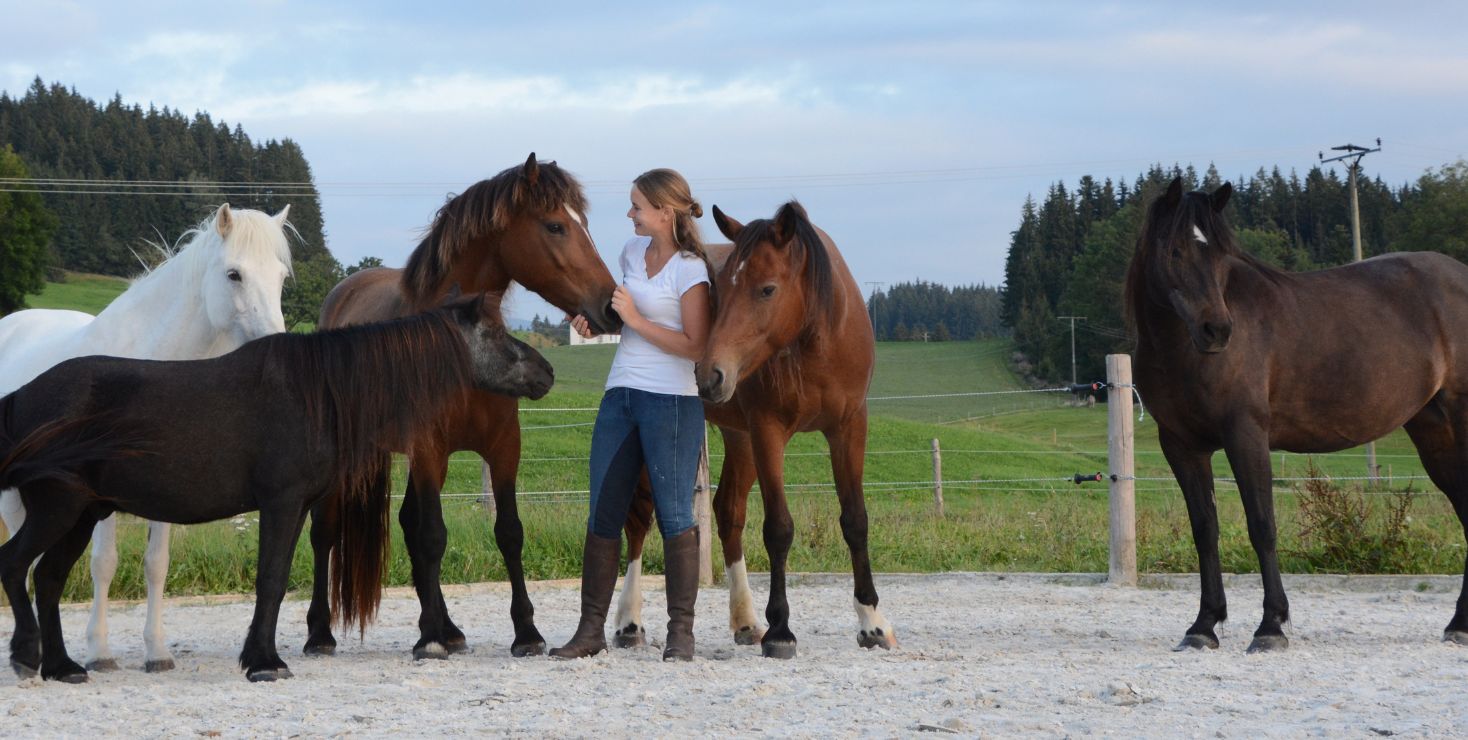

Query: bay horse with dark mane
left=0, top=295, right=552, bottom=682
left=1131, top=177, right=1468, bottom=653
left=307, top=154, right=619, bottom=660
left=613, top=201, right=896, bottom=658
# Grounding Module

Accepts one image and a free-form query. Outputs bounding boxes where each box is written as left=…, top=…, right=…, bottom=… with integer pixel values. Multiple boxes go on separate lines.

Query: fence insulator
left=1073, top=472, right=1104, bottom=484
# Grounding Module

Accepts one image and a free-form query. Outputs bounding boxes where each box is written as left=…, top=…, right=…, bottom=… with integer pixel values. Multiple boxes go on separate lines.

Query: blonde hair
left=633, top=168, right=705, bottom=256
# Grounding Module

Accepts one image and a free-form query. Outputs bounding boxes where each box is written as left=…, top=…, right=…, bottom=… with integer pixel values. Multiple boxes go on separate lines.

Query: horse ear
left=712, top=205, right=743, bottom=241
left=1210, top=182, right=1234, bottom=212
left=772, top=200, right=809, bottom=246
left=1160, top=178, right=1183, bottom=208
left=215, top=203, right=234, bottom=237
left=272, top=203, right=291, bottom=225
left=522, top=152, right=540, bottom=186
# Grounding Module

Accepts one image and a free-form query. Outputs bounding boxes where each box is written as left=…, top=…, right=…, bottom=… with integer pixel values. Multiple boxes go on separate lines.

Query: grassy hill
left=16, top=280, right=1461, bottom=601
left=25, top=273, right=130, bottom=313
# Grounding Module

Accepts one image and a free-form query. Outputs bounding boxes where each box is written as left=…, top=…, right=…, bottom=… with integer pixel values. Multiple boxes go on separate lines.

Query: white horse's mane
left=127, top=206, right=295, bottom=289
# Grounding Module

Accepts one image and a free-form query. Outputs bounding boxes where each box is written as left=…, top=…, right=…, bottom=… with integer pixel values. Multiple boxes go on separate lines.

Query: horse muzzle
left=696, top=363, right=736, bottom=404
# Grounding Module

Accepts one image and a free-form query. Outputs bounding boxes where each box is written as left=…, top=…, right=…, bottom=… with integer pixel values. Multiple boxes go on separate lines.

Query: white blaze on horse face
left=613, top=556, right=644, bottom=636
left=1192, top=225, right=1209, bottom=246
left=564, top=204, right=593, bottom=244
left=732, top=260, right=747, bottom=286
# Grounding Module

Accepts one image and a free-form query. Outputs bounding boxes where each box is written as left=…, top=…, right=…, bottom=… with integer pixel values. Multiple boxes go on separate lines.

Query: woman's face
left=627, top=185, right=672, bottom=239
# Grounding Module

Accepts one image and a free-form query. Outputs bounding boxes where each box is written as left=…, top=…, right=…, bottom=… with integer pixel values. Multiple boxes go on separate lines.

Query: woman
left=551, top=168, right=713, bottom=662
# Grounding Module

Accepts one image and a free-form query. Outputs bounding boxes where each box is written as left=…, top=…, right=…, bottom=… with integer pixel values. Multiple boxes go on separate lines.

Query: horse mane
left=1124, top=186, right=1280, bottom=333
left=401, top=160, right=589, bottom=303
left=132, top=207, right=294, bottom=286
left=259, top=307, right=475, bottom=507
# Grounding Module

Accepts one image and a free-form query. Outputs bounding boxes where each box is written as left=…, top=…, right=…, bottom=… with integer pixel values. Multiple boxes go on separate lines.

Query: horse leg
left=302, top=496, right=340, bottom=656
left=1, top=486, right=87, bottom=679
left=241, top=502, right=309, bottom=682
left=33, top=513, right=102, bottom=683
left=83, top=514, right=120, bottom=671
left=1222, top=425, right=1289, bottom=653
left=400, top=451, right=459, bottom=660
left=714, top=428, right=763, bottom=645
left=1159, top=427, right=1227, bottom=650
left=484, top=433, right=547, bottom=657
left=613, top=472, right=654, bottom=648
left=1402, top=400, right=1468, bottom=642
left=826, top=418, right=895, bottom=650
left=750, top=424, right=797, bottom=659
left=140, top=521, right=175, bottom=671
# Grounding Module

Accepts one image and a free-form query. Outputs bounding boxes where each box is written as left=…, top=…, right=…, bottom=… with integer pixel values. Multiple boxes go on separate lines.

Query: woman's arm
left=613, top=282, right=710, bottom=361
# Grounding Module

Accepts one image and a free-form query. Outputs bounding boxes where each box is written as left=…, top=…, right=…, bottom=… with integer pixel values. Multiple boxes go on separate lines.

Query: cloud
left=208, top=72, right=799, bottom=121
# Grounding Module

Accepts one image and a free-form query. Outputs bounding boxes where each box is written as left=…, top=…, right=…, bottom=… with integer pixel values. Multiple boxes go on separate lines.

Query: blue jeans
left=587, top=387, right=705, bottom=539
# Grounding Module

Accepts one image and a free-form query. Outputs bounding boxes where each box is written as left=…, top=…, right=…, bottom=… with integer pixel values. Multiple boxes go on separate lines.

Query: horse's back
left=319, top=267, right=413, bottom=329
left=0, top=309, right=95, bottom=395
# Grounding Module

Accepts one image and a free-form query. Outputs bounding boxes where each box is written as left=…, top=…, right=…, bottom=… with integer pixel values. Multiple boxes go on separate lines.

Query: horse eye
left=227, top=269, right=242, bottom=282
left=546, top=222, right=565, bottom=235
left=760, top=285, right=776, bottom=298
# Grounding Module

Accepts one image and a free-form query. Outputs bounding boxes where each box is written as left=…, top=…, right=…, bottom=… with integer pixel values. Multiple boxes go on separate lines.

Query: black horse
left=0, top=295, right=552, bottom=682
left=1129, top=177, right=1468, bottom=652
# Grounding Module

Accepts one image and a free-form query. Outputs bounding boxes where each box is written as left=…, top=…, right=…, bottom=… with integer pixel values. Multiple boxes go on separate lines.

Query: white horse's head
left=197, top=203, right=294, bottom=347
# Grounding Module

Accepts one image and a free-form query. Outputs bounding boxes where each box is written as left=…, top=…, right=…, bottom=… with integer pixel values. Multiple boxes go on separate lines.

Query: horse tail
left=0, top=397, right=148, bottom=494
left=328, top=451, right=393, bottom=634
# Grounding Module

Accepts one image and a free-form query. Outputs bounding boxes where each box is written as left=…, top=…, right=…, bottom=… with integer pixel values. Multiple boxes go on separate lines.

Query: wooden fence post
left=931, top=438, right=944, bottom=517
left=481, top=460, right=495, bottom=514
left=1107, top=354, right=1137, bottom=587
left=696, top=432, right=713, bottom=585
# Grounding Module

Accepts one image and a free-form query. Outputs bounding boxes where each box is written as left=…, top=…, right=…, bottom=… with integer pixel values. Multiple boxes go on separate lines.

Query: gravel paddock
left=4, top=572, right=1468, bottom=737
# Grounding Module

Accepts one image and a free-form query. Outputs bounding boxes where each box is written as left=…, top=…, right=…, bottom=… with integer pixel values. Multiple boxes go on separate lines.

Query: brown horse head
left=1127, top=177, right=1237, bottom=353
left=400, top=153, right=621, bottom=333
left=696, top=200, right=836, bottom=403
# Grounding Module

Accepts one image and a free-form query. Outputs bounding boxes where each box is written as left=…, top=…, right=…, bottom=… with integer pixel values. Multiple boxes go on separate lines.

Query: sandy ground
left=2, top=572, right=1467, bottom=738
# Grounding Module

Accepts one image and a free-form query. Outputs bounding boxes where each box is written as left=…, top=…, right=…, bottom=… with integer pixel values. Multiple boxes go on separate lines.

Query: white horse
left=0, top=203, right=294, bottom=672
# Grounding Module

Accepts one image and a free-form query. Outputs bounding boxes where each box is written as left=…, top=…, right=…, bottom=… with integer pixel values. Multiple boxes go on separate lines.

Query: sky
left=3, top=1, right=1467, bottom=322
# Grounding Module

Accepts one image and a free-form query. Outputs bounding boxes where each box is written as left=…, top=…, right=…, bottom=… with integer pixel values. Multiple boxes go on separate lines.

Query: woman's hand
left=567, top=313, right=594, bottom=339
left=610, top=284, right=644, bottom=330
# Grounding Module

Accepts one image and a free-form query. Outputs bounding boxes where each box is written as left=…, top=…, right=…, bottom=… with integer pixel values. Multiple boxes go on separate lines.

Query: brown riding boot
left=661, top=527, right=700, bottom=662
left=550, top=533, right=621, bottom=659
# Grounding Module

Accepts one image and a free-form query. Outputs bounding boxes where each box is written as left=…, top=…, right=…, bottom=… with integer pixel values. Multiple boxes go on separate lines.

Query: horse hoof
left=613, top=626, right=646, bottom=649
left=857, top=628, right=897, bottom=650
left=10, top=660, right=38, bottom=679
left=303, top=642, right=336, bottom=657
left=52, top=670, right=89, bottom=684
left=1246, top=635, right=1289, bottom=654
left=246, top=667, right=293, bottom=682
left=1173, top=634, right=1219, bottom=651
left=733, top=626, right=763, bottom=646
left=1444, top=630, right=1468, bottom=646
left=510, top=641, right=544, bottom=658
left=446, top=636, right=471, bottom=655
left=144, top=659, right=176, bottom=673
left=85, top=658, right=120, bottom=672
left=413, top=642, right=450, bottom=661
left=761, top=640, right=797, bottom=660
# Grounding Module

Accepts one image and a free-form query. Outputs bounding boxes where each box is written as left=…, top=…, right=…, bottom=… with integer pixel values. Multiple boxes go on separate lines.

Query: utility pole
left=1321, top=138, right=1382, bottom=482
left=864, top=281, right=885, bottom=333
left=1056, top=315, right=1086, bottom=386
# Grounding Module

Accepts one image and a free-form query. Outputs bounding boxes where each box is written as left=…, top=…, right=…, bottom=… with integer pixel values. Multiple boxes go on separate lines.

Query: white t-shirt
left=605, top=236, right=710, bottom=396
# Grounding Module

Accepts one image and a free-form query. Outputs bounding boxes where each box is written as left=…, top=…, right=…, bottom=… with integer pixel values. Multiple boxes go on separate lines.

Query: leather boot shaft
left=661, top=527, right=700, bottom=662
left=550, top=533, right=622, bottom=659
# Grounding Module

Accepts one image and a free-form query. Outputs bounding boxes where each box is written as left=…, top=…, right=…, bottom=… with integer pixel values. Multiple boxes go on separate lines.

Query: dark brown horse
left=611, top=201, right=896, bottom=659
left=306, top=154, right=619, bottom=660
left=1130, top=177, right=1468, bottom=652
left=0, top=295, right=552, bottom=682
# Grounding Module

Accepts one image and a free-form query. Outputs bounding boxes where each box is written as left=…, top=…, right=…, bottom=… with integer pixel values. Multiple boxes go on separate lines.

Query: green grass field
left=12, top=276, right=1465, bottom=602
left=25, top=273, right=131, bottom=313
